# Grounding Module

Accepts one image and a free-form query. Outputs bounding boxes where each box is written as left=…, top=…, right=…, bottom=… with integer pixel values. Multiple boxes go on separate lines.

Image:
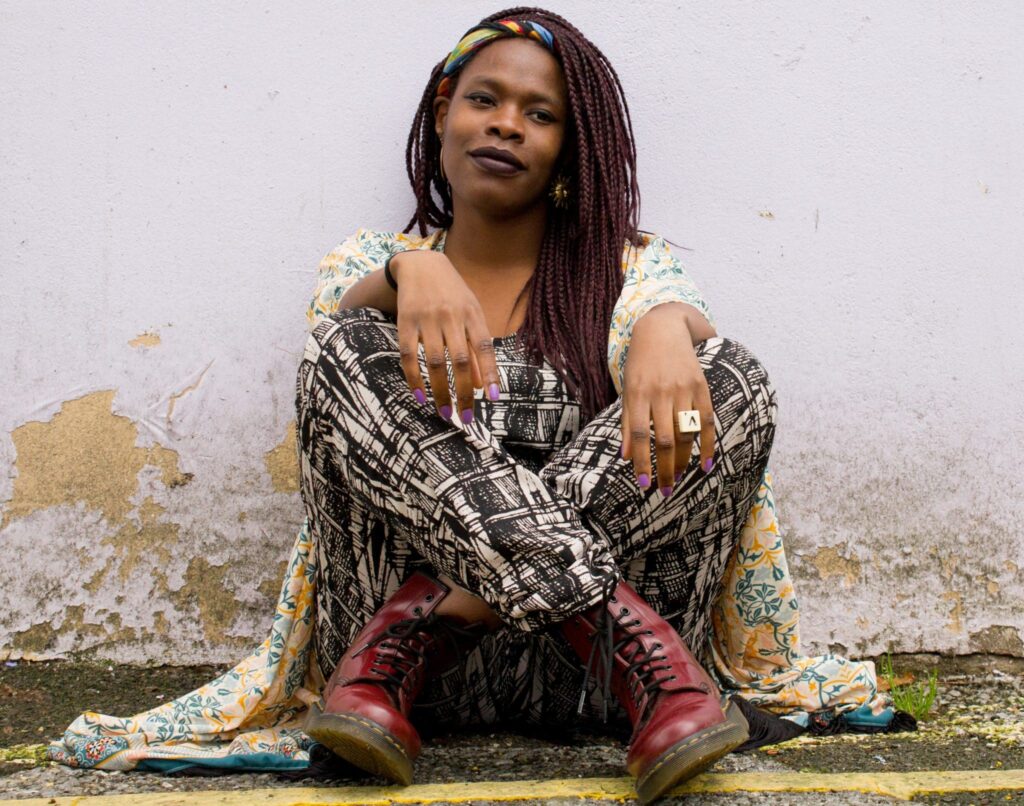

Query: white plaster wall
left=2, top=1, right=1022, bottom=662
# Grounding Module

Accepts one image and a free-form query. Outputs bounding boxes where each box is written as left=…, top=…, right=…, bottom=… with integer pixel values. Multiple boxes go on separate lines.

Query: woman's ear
left=432, top=96, right=450, bottom=138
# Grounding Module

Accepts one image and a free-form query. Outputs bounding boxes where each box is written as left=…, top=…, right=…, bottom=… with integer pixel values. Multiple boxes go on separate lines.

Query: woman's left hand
left=621, top=303, right=716, bottom=496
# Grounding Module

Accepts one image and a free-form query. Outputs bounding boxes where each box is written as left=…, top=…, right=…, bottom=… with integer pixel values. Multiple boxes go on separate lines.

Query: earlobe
left=433, top=97, right=450, bottom=137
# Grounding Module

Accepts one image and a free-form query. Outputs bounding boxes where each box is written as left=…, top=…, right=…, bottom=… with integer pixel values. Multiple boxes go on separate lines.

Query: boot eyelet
left=424, top=594, right=434, bottom=602
left=609, top=596, right=617, bottom=603
left=620, top=607, right=630, bottom=615
left=413, top=606, right=423, bottom=615
left=644, top=630, right=653, bottom=635
left=654, top=642, right=662, bottom=649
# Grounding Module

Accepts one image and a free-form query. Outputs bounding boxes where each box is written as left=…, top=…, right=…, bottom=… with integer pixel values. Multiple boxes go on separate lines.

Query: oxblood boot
left=304, top=572, right=479, bottom=784
left=561, top=580, right=749, bottom=804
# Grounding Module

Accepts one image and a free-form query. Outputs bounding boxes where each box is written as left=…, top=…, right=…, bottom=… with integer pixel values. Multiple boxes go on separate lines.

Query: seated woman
left=51, top=8, right=896, bottom=804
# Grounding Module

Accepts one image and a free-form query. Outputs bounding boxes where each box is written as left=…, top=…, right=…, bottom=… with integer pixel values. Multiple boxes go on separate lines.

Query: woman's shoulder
left=619, top=230, right=675, bottom=270
left=319, top=228, right=445, bottom=271
left=345, top=227, right=445, bottom=251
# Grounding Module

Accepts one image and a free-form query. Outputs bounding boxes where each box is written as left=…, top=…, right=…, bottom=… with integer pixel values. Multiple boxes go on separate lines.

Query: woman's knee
left=312, top=307, right=395, bottom=357
left=698, top=337, right=777, bottom=431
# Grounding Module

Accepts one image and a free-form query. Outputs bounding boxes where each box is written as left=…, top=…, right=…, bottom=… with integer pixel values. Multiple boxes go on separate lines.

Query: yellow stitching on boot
left=321, top=713, right=408, bottom=757
left=639, top=719, right=737, bottom=786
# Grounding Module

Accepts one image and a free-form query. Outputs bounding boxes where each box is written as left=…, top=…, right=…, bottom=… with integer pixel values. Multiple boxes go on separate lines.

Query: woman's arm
left=608, top=233, right=716, bottom=394
left=308, top=229, right=426, bottom=329
left=611, top=234, right=719, bottom=494
left=336, top=264, right=398, bottom=314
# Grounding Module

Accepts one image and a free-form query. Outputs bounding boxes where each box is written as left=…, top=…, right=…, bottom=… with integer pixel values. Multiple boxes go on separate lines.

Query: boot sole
left=635, top=698, right=750, bottom=804
left=304, top=702, right=414, bottom=785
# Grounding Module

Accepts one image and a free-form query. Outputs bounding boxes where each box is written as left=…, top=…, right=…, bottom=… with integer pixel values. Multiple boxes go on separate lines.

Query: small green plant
left=881, top=652, right=939, bottom=720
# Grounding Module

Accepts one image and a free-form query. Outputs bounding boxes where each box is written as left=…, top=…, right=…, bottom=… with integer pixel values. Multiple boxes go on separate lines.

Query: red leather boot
left=561, top=580, right=749, bottom=804
left=304, top=572, right=478, bottom=784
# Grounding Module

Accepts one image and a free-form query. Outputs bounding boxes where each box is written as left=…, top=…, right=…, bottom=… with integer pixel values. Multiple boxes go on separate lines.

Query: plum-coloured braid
left=404, top=7, right=641, bottom=420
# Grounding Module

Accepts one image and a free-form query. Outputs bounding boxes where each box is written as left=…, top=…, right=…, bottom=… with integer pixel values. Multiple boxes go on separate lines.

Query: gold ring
left=677, top=410, right=701, bottom=434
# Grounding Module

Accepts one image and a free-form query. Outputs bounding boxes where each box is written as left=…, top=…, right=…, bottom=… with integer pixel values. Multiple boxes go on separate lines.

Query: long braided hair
left=404, top=7, right=641, bottom=420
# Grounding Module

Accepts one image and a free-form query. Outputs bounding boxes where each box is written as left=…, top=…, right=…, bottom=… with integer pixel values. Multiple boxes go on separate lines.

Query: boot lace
left=353, top=608, right=480, bottom=702
left=577, top=578, right=696, bottom=725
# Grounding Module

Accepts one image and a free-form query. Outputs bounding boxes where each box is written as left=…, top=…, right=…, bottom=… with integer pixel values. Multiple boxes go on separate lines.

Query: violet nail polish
left=659, top=485, right=673, bottom=498
left=637, top=473, right=650, bottom=489
left=460, top=408, right=474, bottom=424
left=412, top=388, right=426, bottom=405
left=674, top=472, right=683, bottom=483
left=440, top=404, right=452, bottom=420
left=702, top=457, right=715, bottom=473
left=487, top=383, right=501, bottom=401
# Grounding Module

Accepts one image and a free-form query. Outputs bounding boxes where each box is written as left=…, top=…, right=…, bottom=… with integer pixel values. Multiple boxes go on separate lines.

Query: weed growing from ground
left=881, top=652, right=939, bottom=720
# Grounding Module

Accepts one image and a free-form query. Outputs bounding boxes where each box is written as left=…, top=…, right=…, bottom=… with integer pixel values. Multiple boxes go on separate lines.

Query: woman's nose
left=485, top=107, right=524, bottom=141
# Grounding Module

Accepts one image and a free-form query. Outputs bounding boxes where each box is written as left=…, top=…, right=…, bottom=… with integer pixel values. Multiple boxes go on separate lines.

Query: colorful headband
left=435, top=19, right=557, bottom=98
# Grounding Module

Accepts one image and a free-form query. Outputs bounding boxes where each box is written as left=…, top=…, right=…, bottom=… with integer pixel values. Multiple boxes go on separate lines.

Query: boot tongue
left=358, top=615, right=437, bottom=705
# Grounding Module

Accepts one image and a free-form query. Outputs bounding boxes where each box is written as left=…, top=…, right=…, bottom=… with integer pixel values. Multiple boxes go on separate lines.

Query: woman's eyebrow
left=467, top=76, right=561, bottom=107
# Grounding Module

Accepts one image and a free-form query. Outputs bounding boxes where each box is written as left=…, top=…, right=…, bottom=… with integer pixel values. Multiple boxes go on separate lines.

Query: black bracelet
left=383, top=253, right=401, bottom=292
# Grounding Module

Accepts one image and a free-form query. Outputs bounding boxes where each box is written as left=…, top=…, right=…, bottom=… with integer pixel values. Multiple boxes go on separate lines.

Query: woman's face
left=433, top=37, right=568, bottom=219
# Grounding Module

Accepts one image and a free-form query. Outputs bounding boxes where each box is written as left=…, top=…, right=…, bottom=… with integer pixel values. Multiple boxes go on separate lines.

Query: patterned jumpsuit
left=296, top=232, right=777, bottom=734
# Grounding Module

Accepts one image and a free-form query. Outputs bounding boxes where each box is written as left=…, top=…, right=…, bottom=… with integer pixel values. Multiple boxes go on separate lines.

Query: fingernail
left=412, top=388, right=426, bottom=405
left=460, top=408, right=474, bottom=424
left=487, top=383, right=500, bottom=401
left=674, top=472, right=683, bottom=483
left=702, top=457, right=714, bottom=473
left=659, top=485, right=673, bottom=498
left=440, top=404, right=452, bottom=420
left=637, top=473, right=650, bottom=489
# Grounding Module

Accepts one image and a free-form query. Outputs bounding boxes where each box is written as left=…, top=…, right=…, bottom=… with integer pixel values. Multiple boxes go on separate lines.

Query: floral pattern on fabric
left=710, top=473, right=886, bottom=718
left=50, top=229, right=889, bottom=771
left=49, top=523, right=321, bottom=770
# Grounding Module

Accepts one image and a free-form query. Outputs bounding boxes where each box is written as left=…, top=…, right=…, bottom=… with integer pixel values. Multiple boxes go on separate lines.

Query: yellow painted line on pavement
left=3, top=769, right=1024, bottom=805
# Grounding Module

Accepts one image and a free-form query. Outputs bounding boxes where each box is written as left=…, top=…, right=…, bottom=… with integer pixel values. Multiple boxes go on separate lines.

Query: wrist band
left=383, top=253, right=400, bottom=292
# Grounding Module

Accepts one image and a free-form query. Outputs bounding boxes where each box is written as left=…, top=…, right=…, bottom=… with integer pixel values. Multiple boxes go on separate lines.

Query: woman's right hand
left=390, top=250, right=501, bottom=423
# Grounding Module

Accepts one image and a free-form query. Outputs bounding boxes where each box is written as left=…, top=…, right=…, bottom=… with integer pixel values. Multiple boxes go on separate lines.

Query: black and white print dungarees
left=296, top=307, right=776, bottom=732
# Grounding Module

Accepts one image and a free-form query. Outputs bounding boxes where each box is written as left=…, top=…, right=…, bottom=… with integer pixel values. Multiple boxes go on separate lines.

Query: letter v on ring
left=677, top=410, right=701, bottom=434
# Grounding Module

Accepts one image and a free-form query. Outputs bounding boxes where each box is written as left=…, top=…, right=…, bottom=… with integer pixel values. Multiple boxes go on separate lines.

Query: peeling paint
left=264, top=420, right=299, bottom=493
left=939, top=552, right=959, bottom=583
left=11, top=604, right=137, bottom=656
left=968, top=625, right=1024, bottom=656
left=1, top=390, right=187, bottom=529
left=942, top=591, right=964, bottom=633
left=257, top=560, right=290, bottom=600
left=128, top=331, right=161, bottom=348
left=170, top=558, right=241, bottom=644
left=806, top=545, right=861, bottom=587
left=108, top=497, right=180, bottom=583
left=979, top=575, right=1001, bottom=597
left=166, top=361, right=214, bottom=424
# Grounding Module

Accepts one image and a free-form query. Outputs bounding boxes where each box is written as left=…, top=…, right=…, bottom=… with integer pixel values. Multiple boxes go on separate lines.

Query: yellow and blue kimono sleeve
left=306, top=229, right=439, bottom=330
left=607, top=233, right=715, bottom=394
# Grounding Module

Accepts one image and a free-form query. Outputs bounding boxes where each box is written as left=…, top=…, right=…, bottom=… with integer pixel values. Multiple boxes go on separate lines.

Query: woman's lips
left=469, top=154, right=525, bottom=176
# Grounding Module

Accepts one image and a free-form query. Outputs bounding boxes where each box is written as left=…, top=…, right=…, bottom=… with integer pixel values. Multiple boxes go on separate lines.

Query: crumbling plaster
left=1, top=2, right=1021, bottom=663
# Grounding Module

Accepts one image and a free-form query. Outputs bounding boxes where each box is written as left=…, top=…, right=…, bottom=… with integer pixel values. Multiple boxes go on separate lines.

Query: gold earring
left=549, top=173, right=571, bottom=208
left=438, top=133, right=448, bottom=183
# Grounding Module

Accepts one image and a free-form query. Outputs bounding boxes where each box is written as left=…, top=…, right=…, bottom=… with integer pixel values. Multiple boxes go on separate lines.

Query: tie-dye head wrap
left=435, top=19, right=558, bottom=98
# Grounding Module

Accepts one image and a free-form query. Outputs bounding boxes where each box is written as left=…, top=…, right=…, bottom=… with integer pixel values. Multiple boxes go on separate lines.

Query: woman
left=51, top=8, right=893, bottom=803
left=301, top=9, right=770, bottom=803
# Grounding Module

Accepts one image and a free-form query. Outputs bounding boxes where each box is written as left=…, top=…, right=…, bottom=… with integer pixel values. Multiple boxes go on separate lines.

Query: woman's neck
left=443, top=202, right=546, bottom=279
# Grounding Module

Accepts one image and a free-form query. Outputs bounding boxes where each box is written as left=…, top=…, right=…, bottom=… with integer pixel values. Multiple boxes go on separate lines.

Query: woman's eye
left=531, top=110, right=555, bottom=123
left=467, top=93, right=494, bottom=105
